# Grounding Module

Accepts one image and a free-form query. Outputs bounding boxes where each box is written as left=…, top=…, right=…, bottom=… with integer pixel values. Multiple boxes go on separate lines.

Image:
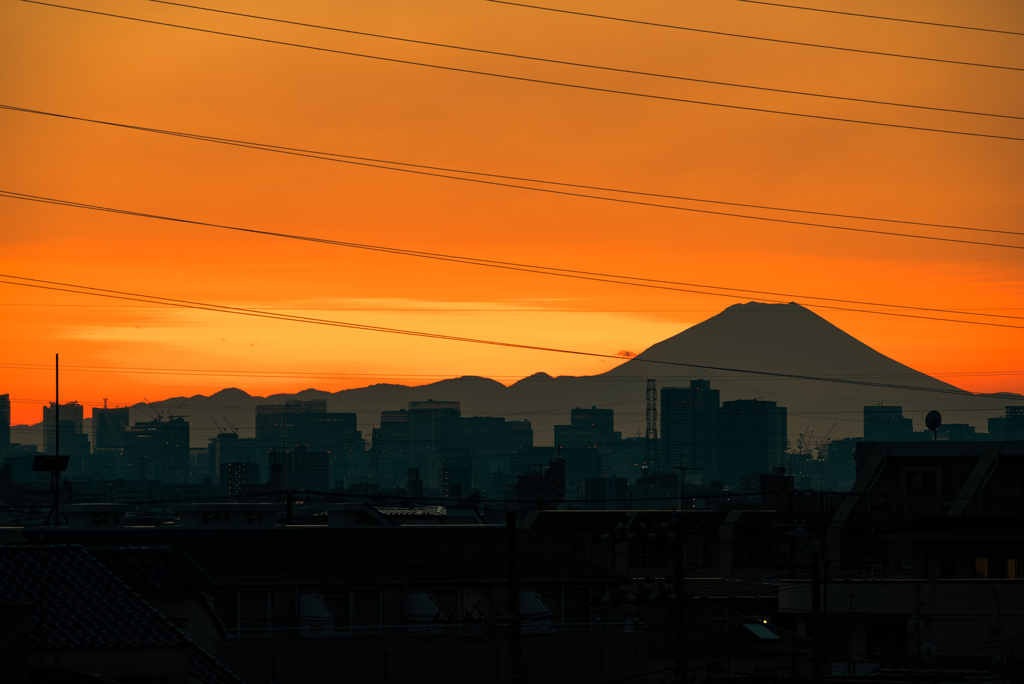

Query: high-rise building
left=0, top=394, right=10, bottom=456
left=269, top=445, right=329, bottom=492
left=256, top=401, right=361, bottom=485
left=660, top=380, right=720, bottom=484
left=989, top=406, right=1024, bottom=441
left=555, top=407, right=620, bottom=496
left=864, top=405, right=914, bottom=442
left=92, top=406, right=129, bottom=480
left=718, top=399, right=788, bottom=488
left=42, top=402, right=90, bottom=476
left=122, top=417, right=189, bottom=482
left=408, top=400, right=461, bottom=489
left=222, top=461, right=261, bottom=498
left=207, top=432, right=258, bottom=479
left=374, top=409, right=411, bottom=487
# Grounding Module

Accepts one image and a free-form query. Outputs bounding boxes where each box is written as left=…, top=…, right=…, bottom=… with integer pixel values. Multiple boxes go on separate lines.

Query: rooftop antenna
left=35, top=354, right=69, bottom=525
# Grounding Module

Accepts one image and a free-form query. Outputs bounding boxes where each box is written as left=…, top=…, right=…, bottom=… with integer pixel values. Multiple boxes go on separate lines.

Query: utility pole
left=811, top=551, right=823, bottom=681
left=506, top=511, right=525, bottom=683
left=671, top=522, right=689, bottom=684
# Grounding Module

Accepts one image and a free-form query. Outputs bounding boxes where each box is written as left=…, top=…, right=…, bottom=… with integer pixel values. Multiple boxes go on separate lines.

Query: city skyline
left=2, top=1, right=1023, bottom=425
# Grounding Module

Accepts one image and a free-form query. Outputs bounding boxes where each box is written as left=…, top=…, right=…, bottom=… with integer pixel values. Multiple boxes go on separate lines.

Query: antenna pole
left=47, top=354, right=61, bottom=525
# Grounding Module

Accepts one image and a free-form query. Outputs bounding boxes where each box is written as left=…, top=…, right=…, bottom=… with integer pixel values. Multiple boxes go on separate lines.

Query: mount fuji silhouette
left=13, top=302, right=1017, bottom=449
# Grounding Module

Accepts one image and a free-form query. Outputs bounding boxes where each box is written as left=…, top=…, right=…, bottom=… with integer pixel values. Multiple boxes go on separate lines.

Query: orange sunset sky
left=1, top=0, right=1022, bottom=427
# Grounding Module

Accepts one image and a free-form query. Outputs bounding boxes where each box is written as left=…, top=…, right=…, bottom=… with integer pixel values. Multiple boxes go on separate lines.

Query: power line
left=729, top=0, right=1024, bottom=37
left=139, top=0, right=1024, bottom=122
left=18, top=2, right=1024, bottom=142
left=482, top=0, right=1024, bottom=72
left=0, top=272, right=1020, bottom=401
left=4, top=189, right=1024, bottom=329
left=6, top=103, right=1024, bottom=240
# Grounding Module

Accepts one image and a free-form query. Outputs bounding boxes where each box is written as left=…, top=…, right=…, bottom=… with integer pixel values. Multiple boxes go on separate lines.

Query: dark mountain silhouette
left=11, top=302, right=1018, bottom=449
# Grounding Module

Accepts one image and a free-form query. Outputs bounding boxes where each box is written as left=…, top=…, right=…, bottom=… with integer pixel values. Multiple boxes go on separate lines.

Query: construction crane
left=815, top=423, right=838, bottom=459
left=796, top=426, right=819, bottom=456
left=222, top=417, right=239, bottom=434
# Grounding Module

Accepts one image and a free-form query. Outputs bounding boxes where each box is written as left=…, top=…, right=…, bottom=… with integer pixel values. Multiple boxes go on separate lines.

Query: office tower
left=660, top=380, right=720, bottom=484
left=92, top=406, right=129, bottom=480
left=222, top=461, right=261, bottom=498
left=864, top=405, right=914, bottom=442
left=449, top=416, right=533, bottom=489
left=207, top=432, right=258, bottom=479
left=408, top=400, right=460, bottom=489
left=375, top=409, right=411, bottom=487
left=555, top=407, right=620, bottom=496
left=719, top=399, right=788, bottom=487
left=122, top=417, right=189, bottom=482
left=0, top=394, right=9, bottom=456
left=42, top=401, right=90, bottom=476
left=256, top=400, right=360, bottom=485
left=270, top=445, right=329, bottom=492
left=988, top=406, right=1024, bottom=441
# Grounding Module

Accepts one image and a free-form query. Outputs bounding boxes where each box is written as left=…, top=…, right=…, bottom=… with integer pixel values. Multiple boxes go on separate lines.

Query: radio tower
left=644, top=378, right=658, bottom=472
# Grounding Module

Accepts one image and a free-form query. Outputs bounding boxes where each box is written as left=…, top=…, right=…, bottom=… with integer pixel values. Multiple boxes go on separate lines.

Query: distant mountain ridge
left=11, top=302, right=1020, bottom=449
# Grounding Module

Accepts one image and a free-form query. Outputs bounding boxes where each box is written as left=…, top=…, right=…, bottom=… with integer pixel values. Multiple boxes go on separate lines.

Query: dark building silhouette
left=555, top=406, right=620, bottom=496
left=739, top=466, right=794, bottom=509
left=123, top=417, right=190, bottom=482
left=989, top=406, right=1024, bottom=440
left=42, top=401, right=90, bottom=476
left=374, top=409, right=411, bottom=487
left=407, top=400, right=460, bottom=489
left=207, top=432, right=258, bottom=479
left=92, top=405, right=130, bottom=480
left=450, top=415, right=533, bottom=490
left=0, top=393, right=9, bottom=456
left=222, top=461, right=261, bottom=498
left=256, top=400, right=361, bottom=486
left=269, top=445, right=330, bottom=492
left=864, top=404, right=914, bottom=441
left=581, top=476, right=628, bottom=510
left=516, top=456, right=565, bottom=510
left=718, top=399, right=788, bottom=488
left=660, top=380, right=720, bottom=483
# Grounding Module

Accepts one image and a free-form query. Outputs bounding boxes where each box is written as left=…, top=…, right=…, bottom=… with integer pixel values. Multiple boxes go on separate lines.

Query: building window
left=1007, top=558, right=1022, bottom=579
left=324, top=589, right=381, bottom=633
left=974, top=557, right=989, bottom=579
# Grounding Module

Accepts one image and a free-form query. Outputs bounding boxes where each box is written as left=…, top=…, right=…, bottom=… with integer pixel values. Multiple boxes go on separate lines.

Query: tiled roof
left=0, top=545, right=243, bottom=684
left=22, top=527, right=624, bottom=586
left=0, top=545, right=184, bottom=650
left=88, top=545, right=218, bottom=593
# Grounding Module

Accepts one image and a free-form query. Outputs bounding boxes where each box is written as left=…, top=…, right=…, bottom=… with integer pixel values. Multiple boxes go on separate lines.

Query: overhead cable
left=729, top=0, right=1024, bottom=37
left=18, top=2, right=1024, bottom=142
left=482, top=0, right=1024, bottom=72
left=138, top=0, right=1023, bottom=121
left=0, top=272, right=1020, bottom=400
left=3, top=190, right=1024, bottom=329
left=5, top=103, right=1023, bottom=239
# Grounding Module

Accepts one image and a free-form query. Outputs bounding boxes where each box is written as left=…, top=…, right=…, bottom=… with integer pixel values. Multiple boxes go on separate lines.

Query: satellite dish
left=925, top=411, right=942, bottom=432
